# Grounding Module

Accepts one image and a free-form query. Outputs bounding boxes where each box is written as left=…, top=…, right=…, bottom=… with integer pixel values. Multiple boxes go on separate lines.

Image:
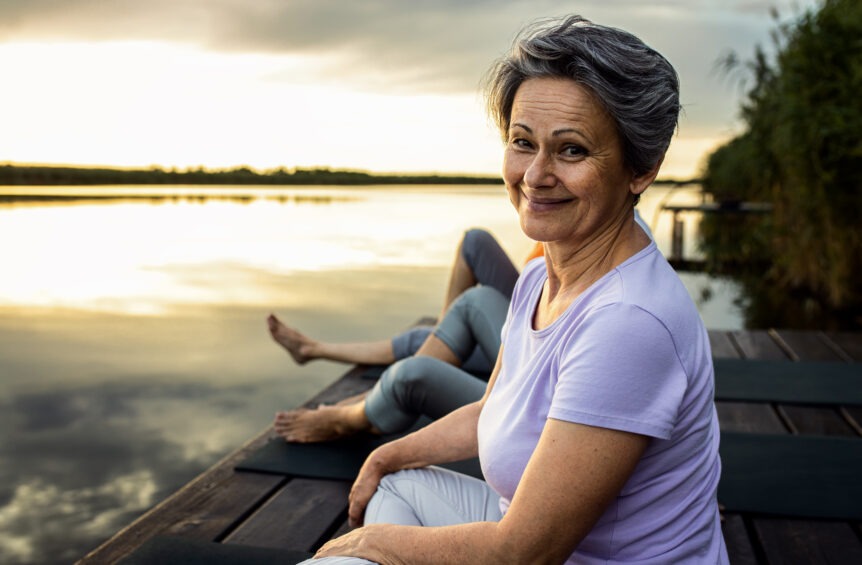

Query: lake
left=0, top=184, right=742, bottom=564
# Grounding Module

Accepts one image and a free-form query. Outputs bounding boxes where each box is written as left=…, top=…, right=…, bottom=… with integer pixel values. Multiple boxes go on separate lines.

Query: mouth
left=522, top=192, right=574, bottom=212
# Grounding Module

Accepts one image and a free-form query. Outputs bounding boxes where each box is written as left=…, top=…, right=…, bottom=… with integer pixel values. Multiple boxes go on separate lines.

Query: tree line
left=701, top=0, right=861, bottom=329
left=0, top=164, right=505, bottom=186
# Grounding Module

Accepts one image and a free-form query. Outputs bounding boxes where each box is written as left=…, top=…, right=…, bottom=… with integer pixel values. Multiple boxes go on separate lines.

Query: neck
left=542, top=208, right=647, bottom=301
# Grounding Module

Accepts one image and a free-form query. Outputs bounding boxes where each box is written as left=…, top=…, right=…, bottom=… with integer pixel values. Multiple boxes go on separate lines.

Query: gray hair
left=484, top=15, right=680, bottom=177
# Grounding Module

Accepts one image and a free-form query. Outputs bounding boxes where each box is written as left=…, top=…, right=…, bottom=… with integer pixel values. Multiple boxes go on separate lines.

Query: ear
left=629, top=155, right=665, bottom=197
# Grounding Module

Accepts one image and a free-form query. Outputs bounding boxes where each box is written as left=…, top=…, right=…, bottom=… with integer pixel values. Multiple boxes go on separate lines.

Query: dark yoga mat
left=236, top=418, right=483, bottom=481
left=714, top=358, right=862, bottom=405
left=119, top=536, right=312, bottom=565
left=718, top=431, right=862, bottom=520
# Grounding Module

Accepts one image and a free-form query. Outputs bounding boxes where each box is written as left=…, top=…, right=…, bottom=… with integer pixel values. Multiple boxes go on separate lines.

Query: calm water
left=0, top=184, right=742, bottom=564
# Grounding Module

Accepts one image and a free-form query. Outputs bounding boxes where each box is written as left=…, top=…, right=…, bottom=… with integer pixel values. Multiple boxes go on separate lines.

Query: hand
left=313, top=524, right=394, bottom=562
left=348, top=445, right=394, bottom=527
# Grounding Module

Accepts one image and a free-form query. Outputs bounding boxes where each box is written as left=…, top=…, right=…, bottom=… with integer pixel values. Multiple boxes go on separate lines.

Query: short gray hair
left=484, top=15, right=680, bottom=177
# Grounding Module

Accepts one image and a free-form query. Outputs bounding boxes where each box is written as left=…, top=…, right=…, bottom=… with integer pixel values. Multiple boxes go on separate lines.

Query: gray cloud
left=0, top=379, right=281, bottom=564
left=0, top=0, right=809, bottom=96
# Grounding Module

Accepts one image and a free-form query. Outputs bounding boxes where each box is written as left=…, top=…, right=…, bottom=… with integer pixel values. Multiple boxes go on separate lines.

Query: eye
left=561, top=144, right=586, bottom=158
left=510, top=138, right=534, bottom=150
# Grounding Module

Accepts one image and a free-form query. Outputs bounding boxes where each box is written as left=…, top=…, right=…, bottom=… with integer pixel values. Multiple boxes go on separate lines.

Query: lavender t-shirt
left=477, top=242, right=728, bottom=564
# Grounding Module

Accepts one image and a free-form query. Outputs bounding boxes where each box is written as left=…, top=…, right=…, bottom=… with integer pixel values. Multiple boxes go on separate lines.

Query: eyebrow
left=510, top=122, right=589, bottom=139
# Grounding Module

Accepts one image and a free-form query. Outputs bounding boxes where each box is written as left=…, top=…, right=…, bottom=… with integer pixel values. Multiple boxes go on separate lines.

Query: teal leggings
left=364, top=285, right=509, bottom=434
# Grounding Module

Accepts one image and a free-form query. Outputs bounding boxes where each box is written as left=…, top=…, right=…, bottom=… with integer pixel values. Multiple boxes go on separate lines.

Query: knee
left=385, top=356, right=441, bottom=394
left=461, top=228, right=494, bottom=262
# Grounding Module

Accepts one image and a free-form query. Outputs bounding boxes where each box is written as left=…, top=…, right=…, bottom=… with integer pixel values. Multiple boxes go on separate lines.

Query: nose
left=523, top=151, right=556, bottom=189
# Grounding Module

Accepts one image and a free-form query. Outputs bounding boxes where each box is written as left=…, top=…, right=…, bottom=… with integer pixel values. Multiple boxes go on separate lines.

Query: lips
left=523, top=193, right=574, bottom=212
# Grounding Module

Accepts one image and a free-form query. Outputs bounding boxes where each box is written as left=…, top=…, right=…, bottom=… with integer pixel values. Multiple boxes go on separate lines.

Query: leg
left=440, top=239, right=478, bottom=318
left=440, top=228, right=518, bottom=316
left=294, top=468, right=501, bottom=565
left=276, top=357, right=486, bottom=442
left=268, top=313, right=397, bottom=366
left=432, top=286, right=510, bottom=369
left=364, top=357, right=487, bottom=434
left=365, top=466, right=502, bottom=526
left=458, top=228, right=520, bottom=299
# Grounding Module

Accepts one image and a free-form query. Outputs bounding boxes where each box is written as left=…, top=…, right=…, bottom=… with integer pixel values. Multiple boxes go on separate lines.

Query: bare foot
left=267, top=314, right=316, bottom=365
left=274, top=404, right=371, bottom=443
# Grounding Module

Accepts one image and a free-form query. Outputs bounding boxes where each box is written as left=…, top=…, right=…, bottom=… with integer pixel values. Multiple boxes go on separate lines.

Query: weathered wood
left=224, top=478, right=350, bottom=552
left=777, top=405, right=858, bottom=437
left=752, top=519, right=862, bottom=565
left=842, top=407, right=862, bottom=436
left=827, top=332, right=862, bottom=361
left=77, top=425, right=283, bottom=563
left=721, top=514, right=759, bottom=565
left=77, top=364, right=371, bottom=563
left=769, top=329, right=839, bottom=361
left=731, top=330, right=789, bottom=360
left=716, top=401, right=787, bottom=433
left=709, top=329, right=741, bottom=358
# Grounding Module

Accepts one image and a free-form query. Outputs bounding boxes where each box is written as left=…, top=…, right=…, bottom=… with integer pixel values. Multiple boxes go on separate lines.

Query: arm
left=347, top=348, right=504, bottom=526
left=320, top=417, right=648, bottom=564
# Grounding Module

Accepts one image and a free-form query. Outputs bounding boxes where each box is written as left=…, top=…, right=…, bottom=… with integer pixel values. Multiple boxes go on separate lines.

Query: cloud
left=0, top=379, right=287, bottom=564
left=0, top=0, right=813, bottom=94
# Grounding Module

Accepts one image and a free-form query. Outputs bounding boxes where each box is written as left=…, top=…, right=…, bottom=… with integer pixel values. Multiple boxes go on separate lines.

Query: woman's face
left=502, top=77, right=646, bottom=244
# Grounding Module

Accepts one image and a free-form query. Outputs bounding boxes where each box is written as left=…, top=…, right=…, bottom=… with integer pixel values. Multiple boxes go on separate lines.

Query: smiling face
left=503, top=77, right=649, bottom=245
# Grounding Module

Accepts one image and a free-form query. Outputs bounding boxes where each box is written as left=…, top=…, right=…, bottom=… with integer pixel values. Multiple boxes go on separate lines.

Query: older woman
left=300, top=15, right=728, bottom=565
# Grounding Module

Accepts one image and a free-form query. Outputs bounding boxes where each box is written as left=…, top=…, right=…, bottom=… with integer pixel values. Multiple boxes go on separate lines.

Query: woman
left=301, top=15, right=728, bottom=564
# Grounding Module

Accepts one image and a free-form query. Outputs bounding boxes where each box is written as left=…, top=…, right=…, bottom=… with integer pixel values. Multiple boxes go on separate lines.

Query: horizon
left=0, top=1, right=818, bottom=179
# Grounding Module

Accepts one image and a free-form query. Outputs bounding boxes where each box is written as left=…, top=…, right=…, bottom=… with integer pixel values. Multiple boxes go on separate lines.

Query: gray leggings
left=390, top=228, right=518, bottom=373
left=364, top=285, right=509, bottom=433
left=295, top=466, right=501, bottom=565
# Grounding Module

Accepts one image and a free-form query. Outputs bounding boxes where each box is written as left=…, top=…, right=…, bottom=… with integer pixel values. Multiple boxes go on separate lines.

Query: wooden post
left=671, top=212, right=684, bottom=260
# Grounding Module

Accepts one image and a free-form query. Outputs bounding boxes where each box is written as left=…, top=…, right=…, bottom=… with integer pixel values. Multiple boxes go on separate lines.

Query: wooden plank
left=716, top=401, right=787, bottom=433
left=721, top=514, right=759, bottom=565
left=731, top=330, right=789, bottom=360
left=78, top=425, right=284, bottom=563
left=827, top=332, right=862, bottom=361
left=224, top=478, right=350, bottom=552
left=79, top=363, right=374, bottom=563
left=843, top=407, right=862, bottom=436
left=709, top=330, right=741, bottom=358
left=770, top=329, right=843, bottom=361
left=752, top=519, right=862, bottom=565
left=768, top=331, right=858, bottom=436
left=777, top=405, right=857, bottom=437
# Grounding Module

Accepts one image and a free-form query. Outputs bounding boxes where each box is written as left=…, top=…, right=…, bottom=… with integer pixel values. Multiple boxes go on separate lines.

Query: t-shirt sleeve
left=548, top=303, right=687, bottom=439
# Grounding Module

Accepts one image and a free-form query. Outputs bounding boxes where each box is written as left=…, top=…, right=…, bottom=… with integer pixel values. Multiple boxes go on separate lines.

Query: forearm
left=318, top=521, right=519, bottom=565
left=383, top=400, right=481, bottom=470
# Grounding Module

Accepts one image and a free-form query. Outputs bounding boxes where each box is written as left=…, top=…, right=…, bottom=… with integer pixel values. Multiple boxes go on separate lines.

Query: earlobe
left=629, top=156, right=664, bottom=196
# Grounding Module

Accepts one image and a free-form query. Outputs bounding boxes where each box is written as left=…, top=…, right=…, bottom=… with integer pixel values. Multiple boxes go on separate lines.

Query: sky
left=0, top=0, right=819, bottom=179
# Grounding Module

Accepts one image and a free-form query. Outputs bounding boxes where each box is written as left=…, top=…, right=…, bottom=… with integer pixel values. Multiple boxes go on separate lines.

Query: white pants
left=296, top=466, right=502, bottom=564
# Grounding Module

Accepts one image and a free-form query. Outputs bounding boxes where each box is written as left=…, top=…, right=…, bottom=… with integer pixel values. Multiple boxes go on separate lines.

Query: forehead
left=509, top=77, right=614, bottom=134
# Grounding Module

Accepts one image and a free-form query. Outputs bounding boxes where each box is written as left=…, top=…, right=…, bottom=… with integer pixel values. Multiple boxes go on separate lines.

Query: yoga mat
left=119, top=536, right=311, bottom=565
left=237, top=418, right=483, bottom=481
left=718, top=432, right=862, bottom=520
left=714, top=359, right=862, bottom=405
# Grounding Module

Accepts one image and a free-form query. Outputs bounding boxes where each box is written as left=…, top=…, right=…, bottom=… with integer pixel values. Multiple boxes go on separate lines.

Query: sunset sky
left=0, top=0, right=817, bottom=179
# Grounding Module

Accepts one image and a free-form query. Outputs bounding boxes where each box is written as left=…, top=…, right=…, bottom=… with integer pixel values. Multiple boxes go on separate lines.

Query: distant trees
left=702, top=0, right=862, bottom=329
left=0, top=164, right=502, bottom=187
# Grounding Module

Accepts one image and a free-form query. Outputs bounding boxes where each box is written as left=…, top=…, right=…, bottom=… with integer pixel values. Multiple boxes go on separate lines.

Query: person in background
left=298, top=14, right=727, bottom=564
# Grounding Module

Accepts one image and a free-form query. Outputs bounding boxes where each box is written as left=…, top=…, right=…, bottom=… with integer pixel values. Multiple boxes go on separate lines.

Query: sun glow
left=0, top=187, right=528, bottom=315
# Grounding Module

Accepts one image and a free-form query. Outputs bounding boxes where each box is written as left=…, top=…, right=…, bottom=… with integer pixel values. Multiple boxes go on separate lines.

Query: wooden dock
left=79, top=329, right=862, bottom=564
